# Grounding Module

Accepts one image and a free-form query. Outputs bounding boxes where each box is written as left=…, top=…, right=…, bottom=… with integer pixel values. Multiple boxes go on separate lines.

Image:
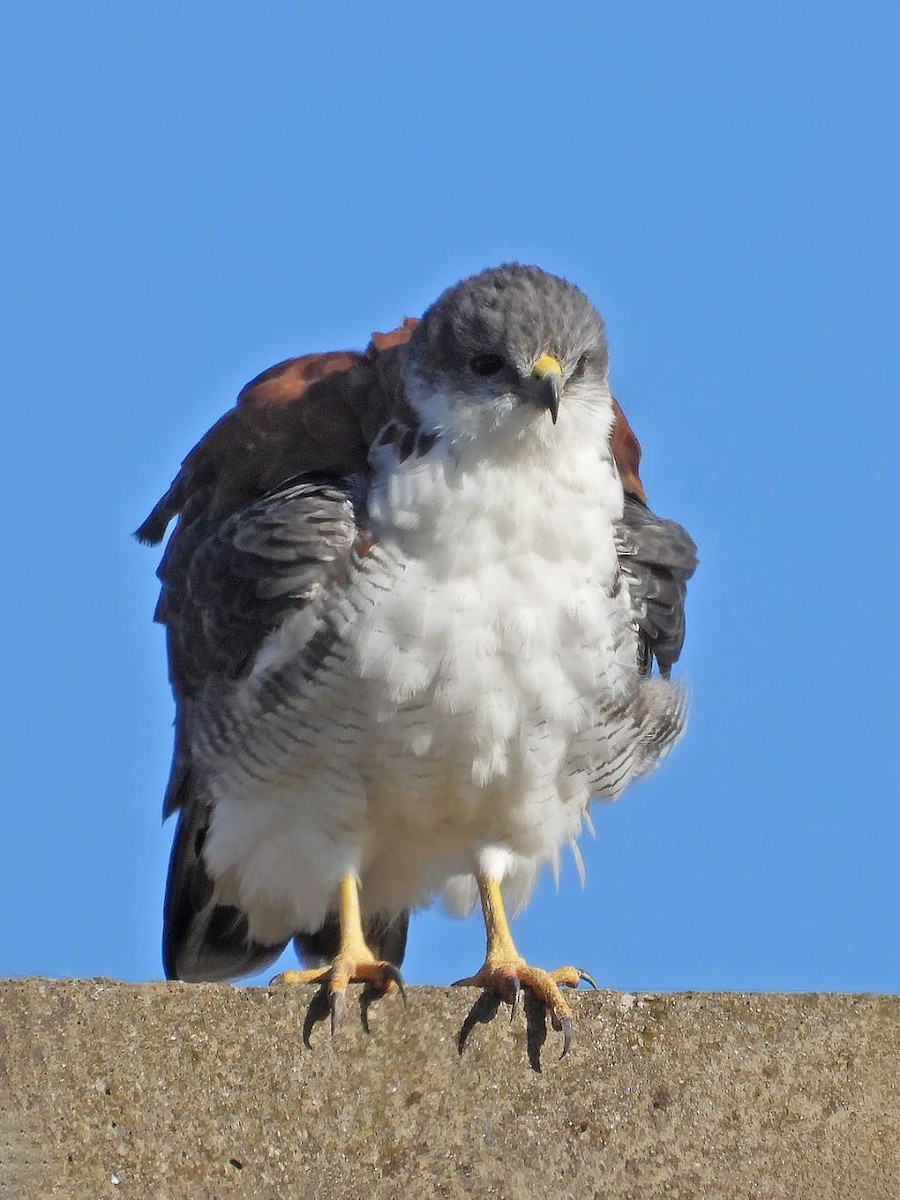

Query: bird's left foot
left=453, top=959, right=597, bottom=1057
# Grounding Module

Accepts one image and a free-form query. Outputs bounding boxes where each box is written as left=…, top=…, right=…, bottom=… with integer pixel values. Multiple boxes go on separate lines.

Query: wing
left=159, top=478, right=375, bottom=980
left=616, top=494, right=698, bottom=678
left=153, top=477, right=360, bottom=701
left=138, top=318, right=653, bottom=980
left=139, top=329, right=419, bottom=981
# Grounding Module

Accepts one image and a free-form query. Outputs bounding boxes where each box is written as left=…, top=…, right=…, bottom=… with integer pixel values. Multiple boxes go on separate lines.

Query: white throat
left=368, top=385, right=622, bottom=554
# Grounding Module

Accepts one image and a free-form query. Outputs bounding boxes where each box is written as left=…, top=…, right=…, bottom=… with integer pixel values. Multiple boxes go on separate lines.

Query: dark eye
left=570, top=354, right=588, bottom=381
left=469, top=354, right=505, bottom=377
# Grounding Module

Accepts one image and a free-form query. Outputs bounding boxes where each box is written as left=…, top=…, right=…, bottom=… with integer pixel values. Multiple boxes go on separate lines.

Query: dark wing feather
left=616, top=495, right=698, bottom=677
left=161, top=478, right=359, bottom=697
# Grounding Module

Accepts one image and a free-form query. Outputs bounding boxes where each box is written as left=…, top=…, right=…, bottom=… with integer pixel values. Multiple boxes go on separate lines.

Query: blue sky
left=2, top=3, right=898, bottom=994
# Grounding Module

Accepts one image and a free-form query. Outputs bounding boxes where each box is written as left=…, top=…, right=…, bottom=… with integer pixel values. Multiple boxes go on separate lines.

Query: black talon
left=559, top=1016, right=574, bottom=1060
left=509, top=977, right=522, bottom=1021
left=383, top=963, right=408, bottom=1007
left=576, top=967, right=599, bottom=990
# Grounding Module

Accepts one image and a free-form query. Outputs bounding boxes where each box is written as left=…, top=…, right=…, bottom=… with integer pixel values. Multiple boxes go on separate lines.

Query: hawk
left=138, top=265, right=697, bottom=1051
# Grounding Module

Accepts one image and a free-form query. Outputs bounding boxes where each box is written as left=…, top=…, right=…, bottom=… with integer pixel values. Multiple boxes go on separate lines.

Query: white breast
left=350, top=397, right=642, bottom=908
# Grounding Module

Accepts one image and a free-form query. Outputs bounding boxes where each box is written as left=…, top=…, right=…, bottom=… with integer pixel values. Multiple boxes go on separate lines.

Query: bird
left=137, top=264, right=697, bottom=1052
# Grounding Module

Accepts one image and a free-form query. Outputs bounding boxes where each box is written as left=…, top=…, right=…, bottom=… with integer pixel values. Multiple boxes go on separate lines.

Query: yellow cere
left=532, top=353, right=563, bottom=379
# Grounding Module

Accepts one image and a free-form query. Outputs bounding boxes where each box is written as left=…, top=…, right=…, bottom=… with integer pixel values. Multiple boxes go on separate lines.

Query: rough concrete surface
left=0, top=980, right=897, bottom=1199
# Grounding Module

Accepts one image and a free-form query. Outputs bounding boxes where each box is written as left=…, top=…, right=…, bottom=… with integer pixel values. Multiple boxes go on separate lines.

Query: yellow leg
left=454, top=875, right=596, bottom=1056
left=272, top=874, right=405, bottom=1030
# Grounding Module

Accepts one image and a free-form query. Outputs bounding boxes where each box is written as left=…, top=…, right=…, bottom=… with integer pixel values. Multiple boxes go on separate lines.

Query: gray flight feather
left=616, top=496, right=698, bottom=677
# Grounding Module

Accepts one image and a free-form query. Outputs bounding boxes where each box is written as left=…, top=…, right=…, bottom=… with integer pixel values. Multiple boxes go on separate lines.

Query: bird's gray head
left=405, top=264, right=610, bottom=442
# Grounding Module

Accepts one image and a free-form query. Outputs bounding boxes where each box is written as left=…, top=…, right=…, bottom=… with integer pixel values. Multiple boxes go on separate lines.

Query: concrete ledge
left=1, top=981, right=897, bottom=1198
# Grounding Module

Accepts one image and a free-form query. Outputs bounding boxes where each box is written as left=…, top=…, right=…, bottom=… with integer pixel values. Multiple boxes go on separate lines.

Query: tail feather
left=163, top=789, right=288, bottom=982
left=163, top=775, right=410, bottom=981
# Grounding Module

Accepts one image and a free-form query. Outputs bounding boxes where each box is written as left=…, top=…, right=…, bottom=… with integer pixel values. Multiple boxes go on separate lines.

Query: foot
left=272, top=951, right=405, bottom=1032
left=453, top=959, right=597, bottom=1056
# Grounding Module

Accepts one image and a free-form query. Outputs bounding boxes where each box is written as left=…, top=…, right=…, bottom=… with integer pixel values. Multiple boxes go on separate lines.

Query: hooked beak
left=531, top=353, right=562, bottom=424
